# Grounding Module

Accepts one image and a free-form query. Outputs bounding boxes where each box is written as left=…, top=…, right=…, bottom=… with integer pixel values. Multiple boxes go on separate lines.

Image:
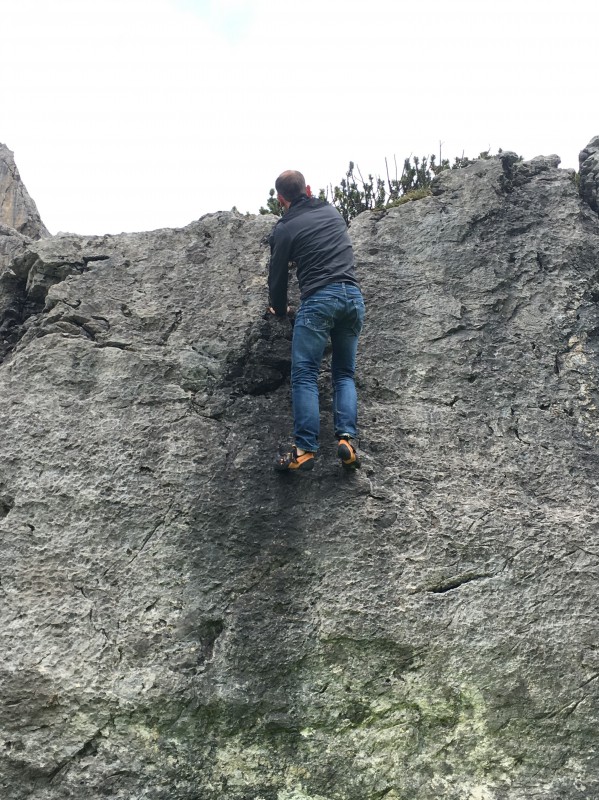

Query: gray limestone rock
left=0, top=225, right=33, bottom=361
left=579, top=135, right=599, bottom=212
left=0, top=143, right=50, bottom=239
left=0, top=143, right=49, bottom=356
left=1, top=142, right=599, bottom=800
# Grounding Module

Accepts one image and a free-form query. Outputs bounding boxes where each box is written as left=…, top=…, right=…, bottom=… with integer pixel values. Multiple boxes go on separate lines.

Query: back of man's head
left=275, top=170, right=307, bottom=203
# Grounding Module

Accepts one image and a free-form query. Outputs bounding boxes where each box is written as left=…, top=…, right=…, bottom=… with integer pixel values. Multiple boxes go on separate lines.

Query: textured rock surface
left=0, top=143, right=49, bottom=351
left=1, top=142, right=599, bottom=800
left=0, top=143, right=50, bottom=239
left=579, top=135, right=599, bottom=213
left=0, top=225, right=32, bottom=359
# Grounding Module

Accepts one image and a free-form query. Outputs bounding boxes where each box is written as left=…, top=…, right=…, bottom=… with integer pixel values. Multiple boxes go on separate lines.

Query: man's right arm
left=268, top=224, right=292, bottom=316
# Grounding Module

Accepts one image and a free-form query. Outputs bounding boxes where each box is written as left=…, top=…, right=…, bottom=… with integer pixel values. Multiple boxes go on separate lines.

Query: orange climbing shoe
left=337, top=438, right=361, bottom=470
left=274, top=446, right=315, bottom=472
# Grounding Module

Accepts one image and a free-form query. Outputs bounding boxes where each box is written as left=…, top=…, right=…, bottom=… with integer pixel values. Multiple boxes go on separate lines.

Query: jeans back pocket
left=300, top=296, right=335, bottom=332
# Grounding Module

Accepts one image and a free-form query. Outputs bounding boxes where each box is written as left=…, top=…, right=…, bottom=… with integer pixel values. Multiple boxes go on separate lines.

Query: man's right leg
left=291, top=315, right=329, bottom=454
left=331, top=326, right=361, bottom=468
left=330, top=301, right=364, bottom=440
left=331, top=289, right=365, bottom=467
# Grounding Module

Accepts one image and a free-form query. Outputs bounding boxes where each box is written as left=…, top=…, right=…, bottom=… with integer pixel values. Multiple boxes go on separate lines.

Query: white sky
left=1, top=0, right=597, bottom=235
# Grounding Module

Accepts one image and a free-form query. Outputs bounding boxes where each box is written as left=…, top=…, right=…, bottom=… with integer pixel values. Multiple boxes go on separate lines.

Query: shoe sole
left=274, top=457, right=315, bottom=472
left=337, top=441, right=361, bottom=470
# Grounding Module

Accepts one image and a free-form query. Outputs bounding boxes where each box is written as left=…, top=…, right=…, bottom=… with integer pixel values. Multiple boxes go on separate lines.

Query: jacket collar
left=289, top=194, right=310, bottom=208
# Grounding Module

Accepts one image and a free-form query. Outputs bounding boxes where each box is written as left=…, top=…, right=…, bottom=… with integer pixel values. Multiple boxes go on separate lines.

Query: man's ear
left=306, top=185, right=312, bottom=197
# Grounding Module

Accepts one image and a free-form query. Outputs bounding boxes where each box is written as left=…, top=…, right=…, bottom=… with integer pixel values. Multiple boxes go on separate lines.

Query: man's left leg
left=274, top=317, right=328, bottom=472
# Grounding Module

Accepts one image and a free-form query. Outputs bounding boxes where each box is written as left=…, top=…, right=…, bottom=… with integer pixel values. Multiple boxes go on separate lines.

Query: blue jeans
left=291, top=282, right=365, bottom=453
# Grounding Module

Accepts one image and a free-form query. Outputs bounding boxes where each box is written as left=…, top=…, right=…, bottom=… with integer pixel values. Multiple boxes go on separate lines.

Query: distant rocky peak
left=0, top=143, right=50, bottom=239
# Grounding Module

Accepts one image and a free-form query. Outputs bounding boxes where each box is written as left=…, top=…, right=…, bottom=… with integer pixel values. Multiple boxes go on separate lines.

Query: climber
left=267, top=170, right=365, bottom=472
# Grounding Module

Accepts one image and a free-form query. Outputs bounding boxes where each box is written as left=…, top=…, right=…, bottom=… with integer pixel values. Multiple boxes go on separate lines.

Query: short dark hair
left=275, top=170, right=307, bottom=202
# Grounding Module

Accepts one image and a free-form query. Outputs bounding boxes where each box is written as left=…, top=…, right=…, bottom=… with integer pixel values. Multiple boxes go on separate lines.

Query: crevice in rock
left=498, top=152, right=519, bottom=192
left=0, top=485, right=15, bottom=519
left=427, top=573, right=492, bottom=594
left=197, top=619, right=225, bottom=663
left=457, top=210, right=500, bottom=243
left=579, top=137, right=599, bottom=213
left=580, top=672, right=599, bottom=688
left=82, top=255, right=110, bottom=266
left=95, top=341, right=132, bottom=351
left=223, top=316, right=292, bottom=397
left=47, top=720, right=112, bottom=784
left=159, top=309, right=182, bottom=345
left=126, top=504, right=182, bottom=568
left=0, top=261, right=31, bottom=363
left=0, top=252, right=111, bottom=364
left=0, top=490, right=14, bottom=518
left=429, top=324, right=482, bottom=343
left=554, top=353, right=561, bottom=375
left=513, top=427, right=530, bottom=445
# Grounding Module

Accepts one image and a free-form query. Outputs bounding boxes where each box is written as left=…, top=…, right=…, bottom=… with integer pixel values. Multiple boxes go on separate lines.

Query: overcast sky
left=2, top=0, right=597, bottom=235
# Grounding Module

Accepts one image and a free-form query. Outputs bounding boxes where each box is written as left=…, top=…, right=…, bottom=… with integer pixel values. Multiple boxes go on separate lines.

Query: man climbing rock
left=267, top=170, right=365, bottom=472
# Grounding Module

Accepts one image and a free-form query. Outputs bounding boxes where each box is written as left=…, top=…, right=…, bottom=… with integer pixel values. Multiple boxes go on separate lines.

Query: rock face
left=0, top=143, right=50, bottom=239
left=579, top=135, right=599, bottom=212
left=1, top=142, right=599, bottom=800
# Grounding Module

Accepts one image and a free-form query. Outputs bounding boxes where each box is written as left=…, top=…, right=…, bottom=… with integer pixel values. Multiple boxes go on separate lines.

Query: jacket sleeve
left=268, top=223, right=291, bottom=316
